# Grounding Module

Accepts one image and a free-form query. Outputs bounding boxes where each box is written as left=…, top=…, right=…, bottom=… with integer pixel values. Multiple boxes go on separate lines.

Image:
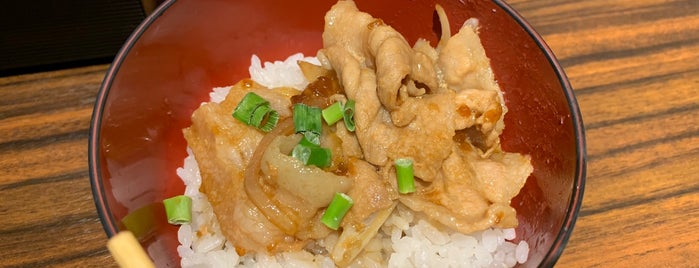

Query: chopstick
left=107, top=231, right=156, bottom=268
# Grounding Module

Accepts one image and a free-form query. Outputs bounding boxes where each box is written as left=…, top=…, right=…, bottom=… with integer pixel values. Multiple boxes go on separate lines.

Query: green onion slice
left=343, top=99, right=356, bottom=132
left=163, top=195, right=192, bottom=225
left=253, top=107, right=279, bottom=132
left=322, top=101, right=344, bottom=126
left=306, top=146, right=332, bottom=168
left=292, top=136, right=332, bottom=168
left=321, top=193, right=354, bottom=230
left=395, top=158, right=416, bottom=194
left=302, top=131, right=321, bottom=146
left=232, top=92, right=278, bottom=132
left=293, top=103, right=322, bottom=134
left=291, top=143, right=312, bottom=164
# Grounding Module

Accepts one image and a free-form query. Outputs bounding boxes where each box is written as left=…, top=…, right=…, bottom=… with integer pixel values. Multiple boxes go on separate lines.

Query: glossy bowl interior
left=89, top=0, right=586, bottom=267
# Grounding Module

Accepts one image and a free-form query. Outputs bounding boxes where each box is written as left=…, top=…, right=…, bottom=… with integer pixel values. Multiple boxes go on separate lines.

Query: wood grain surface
left=1, top=0, right=697, bottom=267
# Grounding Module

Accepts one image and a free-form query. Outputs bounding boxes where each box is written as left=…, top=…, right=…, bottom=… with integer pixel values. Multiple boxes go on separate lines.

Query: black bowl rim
left=88, top=0, right=176, bottom=238
left=88, top=0, right=587, bottom=267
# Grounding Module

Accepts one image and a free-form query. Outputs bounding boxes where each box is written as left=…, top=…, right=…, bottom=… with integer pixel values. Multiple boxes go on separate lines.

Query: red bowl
left=89, top=0, right=586, bottom=267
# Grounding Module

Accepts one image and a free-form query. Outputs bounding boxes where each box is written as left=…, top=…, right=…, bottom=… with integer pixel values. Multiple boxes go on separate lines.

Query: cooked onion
left=436, top=4, right=451, bottom=49
left=331, top=203, right=396, bottom=266
left=244, top=118, right=300, bottom=234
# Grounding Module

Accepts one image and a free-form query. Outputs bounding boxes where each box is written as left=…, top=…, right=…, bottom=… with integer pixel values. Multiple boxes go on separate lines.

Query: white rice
left=176, top=54, right=529, bottom=267
left=249, top=53, right=321, bottom=90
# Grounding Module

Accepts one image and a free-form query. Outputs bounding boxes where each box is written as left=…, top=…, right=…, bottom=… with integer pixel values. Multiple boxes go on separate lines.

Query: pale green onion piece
left=232, top=92, right=278, bottom=132
left=163, top=195, right=192, bottom=225
left=395, top=158, right=415, bottom=194
left=343, top=99, right=356, bottom=132
left=291, top=143, right=312, bottom=165
left=322, top=101, right=344, bottom=125
left=321, top=193, right=354, bottom=230
left=291, top=136, right=314, bottom=165
left=302, top=131, right=321, bottom=146
left=120, top=204, right=157, bottom=239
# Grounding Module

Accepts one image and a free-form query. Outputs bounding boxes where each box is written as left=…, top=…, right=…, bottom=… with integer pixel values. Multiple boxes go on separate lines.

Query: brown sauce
left=483, top=104, right=502, bottom=124
left=453, top=127, right=487, bottom=152
left=290, top=73, right=343, bottom=109
left=457, top=105, right=472, bottom=118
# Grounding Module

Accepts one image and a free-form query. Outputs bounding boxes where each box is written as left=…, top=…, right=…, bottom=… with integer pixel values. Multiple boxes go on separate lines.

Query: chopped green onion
left=322, top=101, right=344, bottom=125
left=306, top=146, right=332, bottom=168
left=232, top=92, right=278, bottom=132
left=292, top=136, right=332, bottom=168
left=232, top=92, right=267, bottom=123
left=321, top=193, right=354, bottom=230
left=297, top=135, right=318, bottom=147
left=252, top=107, right=279, bottom=132
left=260, top=110, right=279, bottom=132
left=120, top=204, right=157, bottom=239
left=163, top=195, right=192, bottom=225
left=395, top=158, right=415, bottom=194
left=302, top=131, right=321, bottom=146
left=291, top=143, right=311, bottom=163
left=292, top=103, right=341, bottom=168
left=343, top=99, right=356, bottom=132
left=292, top=145, right=332, bottom=168
left=293, top=103, right=322, bottom=138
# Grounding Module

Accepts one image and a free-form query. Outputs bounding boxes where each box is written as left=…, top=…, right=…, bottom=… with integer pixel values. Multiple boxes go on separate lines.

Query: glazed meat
left=183, top=80, right=298, bottom=252
left=320, top=0, right=531, bottom=233
left=184, top=77, right=397, bottom=255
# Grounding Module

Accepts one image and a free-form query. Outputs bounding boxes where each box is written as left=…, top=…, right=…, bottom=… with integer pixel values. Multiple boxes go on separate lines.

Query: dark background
left=0, top=0, right=162, bottom=76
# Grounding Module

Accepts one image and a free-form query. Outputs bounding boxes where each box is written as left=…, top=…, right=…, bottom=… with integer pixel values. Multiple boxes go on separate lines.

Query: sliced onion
left=435, top=4, right=451, bottom=49
left=244, top=118, right=300, bottom=234
left=331, top=202, right=397, bottom=266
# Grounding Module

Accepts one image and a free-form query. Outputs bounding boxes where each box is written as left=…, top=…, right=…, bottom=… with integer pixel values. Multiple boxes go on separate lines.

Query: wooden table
left=1, top=0, right=697, bottom=267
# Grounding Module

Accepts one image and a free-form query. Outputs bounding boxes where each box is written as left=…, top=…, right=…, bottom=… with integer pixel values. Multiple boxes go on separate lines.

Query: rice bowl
left=88, top=0, right=586, bottom=267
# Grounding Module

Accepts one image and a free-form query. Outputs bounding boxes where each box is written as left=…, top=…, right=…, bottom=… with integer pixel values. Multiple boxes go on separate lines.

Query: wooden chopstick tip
left=107, top=231, right=156, bottom=268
